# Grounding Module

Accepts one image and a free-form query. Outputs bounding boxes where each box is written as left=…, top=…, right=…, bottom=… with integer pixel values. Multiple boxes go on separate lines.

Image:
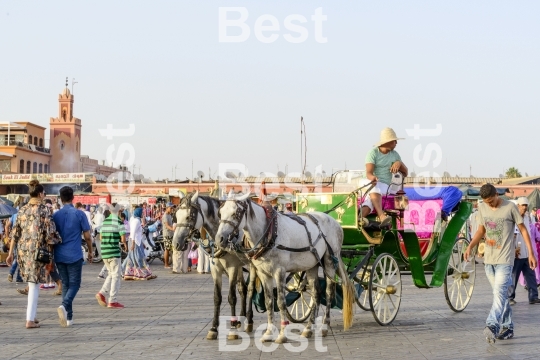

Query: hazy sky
left=1, top=1, right=539, bottom=180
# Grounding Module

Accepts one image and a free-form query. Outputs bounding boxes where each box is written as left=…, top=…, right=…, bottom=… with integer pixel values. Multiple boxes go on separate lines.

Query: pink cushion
left=357, top=195, right=396, bottom=213
left=402, top=199, right=443, bottom=238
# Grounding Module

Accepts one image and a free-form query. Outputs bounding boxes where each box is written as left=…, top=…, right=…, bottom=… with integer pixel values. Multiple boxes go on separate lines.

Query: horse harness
left=176, top=195, right=226, bottom=260
left=278, top=213, right=340, bottom=281
left=223, top=200, right=338, bottom=280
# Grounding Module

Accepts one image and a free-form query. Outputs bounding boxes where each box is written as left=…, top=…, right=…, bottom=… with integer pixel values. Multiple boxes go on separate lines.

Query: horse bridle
left=219, top=200, right=248, bottom=244
left=176, top=196, right=206, bottom=238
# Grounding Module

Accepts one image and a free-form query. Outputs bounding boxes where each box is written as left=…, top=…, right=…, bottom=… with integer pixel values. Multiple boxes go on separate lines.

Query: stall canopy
left=458, top=186, right=509, bottom=200
left=527, top=188, right=540, bottom=209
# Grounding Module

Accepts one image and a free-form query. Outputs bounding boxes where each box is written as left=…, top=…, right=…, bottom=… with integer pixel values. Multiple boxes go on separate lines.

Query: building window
left=34, top=137, right=37, bottom=146
left=38, top=163, right=43, bottom=173
left=19, top=159, right=24, bottom=173
left=44, top=164, right=48, bottom=173
left=28, top=135, right=33, bottom=144
left=76, top=141, right=79, bottom=152
left=39, top=138, right=43, bottom=147
left=26, top=161, right=31, bottom=173
left=33, top=162, right=37, bottom=173
left=60, top=140, right=65, bottom=150
left=0, top=160, right=11, bottom=172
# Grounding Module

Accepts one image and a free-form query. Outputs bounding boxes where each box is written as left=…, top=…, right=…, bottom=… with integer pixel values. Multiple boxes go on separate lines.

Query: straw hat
left=375, top=127, right=404, bottom=147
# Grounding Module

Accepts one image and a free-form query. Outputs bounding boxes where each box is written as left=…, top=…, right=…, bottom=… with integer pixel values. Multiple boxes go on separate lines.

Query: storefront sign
left=1, top=174, right=32, bottom=184
left=0, top=173, right=93, bottom=184
left=138, top=188, right=166, bottom=196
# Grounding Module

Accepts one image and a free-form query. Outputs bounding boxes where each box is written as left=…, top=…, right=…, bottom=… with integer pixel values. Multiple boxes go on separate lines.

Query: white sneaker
left=57, top=305, right=68, bottom=327
left=67, top=320, right=73, bottom=327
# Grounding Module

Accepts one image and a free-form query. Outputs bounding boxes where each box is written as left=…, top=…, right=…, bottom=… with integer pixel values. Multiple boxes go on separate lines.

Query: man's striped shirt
left=101, top=215, right=126, bottom=259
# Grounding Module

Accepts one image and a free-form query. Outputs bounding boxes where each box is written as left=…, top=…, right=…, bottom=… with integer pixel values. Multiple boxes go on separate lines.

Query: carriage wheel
left=285, top=272, right=314, bottom=323
left=444, top=237, right=476, bottom=312
left=369, top=253, right=402, bottom=326
left=353, top=271, right=372, bottom=311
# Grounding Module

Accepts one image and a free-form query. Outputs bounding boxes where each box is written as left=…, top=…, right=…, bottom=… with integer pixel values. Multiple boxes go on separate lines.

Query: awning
left=0, top=152, right=14, bottom=157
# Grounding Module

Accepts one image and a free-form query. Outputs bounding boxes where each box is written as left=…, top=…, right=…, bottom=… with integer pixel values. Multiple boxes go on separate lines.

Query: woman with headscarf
left=6, top=180, right=61, bottom=328
left=123, top=207, right=156, bottom=280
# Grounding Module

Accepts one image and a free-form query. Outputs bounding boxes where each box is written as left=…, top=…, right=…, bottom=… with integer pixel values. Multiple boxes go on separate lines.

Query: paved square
left=1, top=261, right=539, bottom=360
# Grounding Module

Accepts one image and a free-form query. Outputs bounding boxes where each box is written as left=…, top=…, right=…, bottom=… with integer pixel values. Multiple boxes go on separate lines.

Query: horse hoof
left=235, top=322, right=242, bottom=329
left=245, top=324, right=253, bottom=333
left=260, top=334, right=274, bottom=342
left=207, top=331, right=218, bottom=340
left=301, top=330, right=313, bottom=338
left=227, top=332, right=239, bottom=340
left=275, top=336, right=287, bottom=344
left=321, top=329, right=328, bottom=337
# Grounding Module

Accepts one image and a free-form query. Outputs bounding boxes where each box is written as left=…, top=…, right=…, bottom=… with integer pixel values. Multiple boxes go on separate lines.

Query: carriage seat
left=357, top=194, right=397, bottom=215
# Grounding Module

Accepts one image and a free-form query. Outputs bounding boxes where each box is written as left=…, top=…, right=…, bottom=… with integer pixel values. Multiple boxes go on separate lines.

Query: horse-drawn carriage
left=173, top=171, right=476, bottom=343
left=287, top=173, right=476, bottom=326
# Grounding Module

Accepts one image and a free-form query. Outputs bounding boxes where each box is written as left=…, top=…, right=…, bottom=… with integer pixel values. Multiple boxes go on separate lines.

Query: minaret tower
left=49, top=78, right=82, bottom=173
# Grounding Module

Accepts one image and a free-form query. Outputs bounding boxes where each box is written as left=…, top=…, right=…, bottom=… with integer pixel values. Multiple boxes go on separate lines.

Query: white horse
left=172, top=191, right=255, bottom=340
left=216, top=194, right=355, bottom=344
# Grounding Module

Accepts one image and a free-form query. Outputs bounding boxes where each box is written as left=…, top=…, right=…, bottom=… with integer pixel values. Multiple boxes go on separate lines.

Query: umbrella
left=0, top=203, right=18, bottom=219
left=527, top=188, right=540, bottom=210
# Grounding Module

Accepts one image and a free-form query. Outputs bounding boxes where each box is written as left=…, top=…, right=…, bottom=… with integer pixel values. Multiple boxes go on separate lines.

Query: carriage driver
left=359, top=127, right=408, bottom=227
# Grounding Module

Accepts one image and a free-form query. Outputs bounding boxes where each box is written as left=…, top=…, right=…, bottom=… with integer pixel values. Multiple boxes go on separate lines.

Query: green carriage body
left=295, top=192, right=473, bottom=288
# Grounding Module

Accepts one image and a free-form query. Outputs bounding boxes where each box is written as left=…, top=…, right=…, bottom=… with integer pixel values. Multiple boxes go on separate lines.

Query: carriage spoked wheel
left=368, top=253, right=402, bottom=326
left=285, top=272, right=314, bottom=323
left=444, top=237, right=476, bottom=312
left=353, top=271, right=372, bottom=311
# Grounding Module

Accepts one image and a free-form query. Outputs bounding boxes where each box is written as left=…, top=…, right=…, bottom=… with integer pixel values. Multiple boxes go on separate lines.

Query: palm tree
left=505, top=167, right=522, bottom=178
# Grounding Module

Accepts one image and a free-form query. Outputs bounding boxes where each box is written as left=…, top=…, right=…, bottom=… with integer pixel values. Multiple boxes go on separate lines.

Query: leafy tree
left=505, top=167, right=522, bottom=178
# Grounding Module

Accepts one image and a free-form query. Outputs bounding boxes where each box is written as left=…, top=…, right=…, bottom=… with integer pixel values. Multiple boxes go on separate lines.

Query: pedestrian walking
left=508, top=197, right=540, bottom=305
left=465, top=184, right=537, bottom=343
left=53, top=186, right=93, bottom=327
left=6, top=211, right=23, bottom=283
left=95, top=205, right=127, bottom=309
left=92, top=206, right=105, bottom=260
left=5, top=180, right=61, bottom=329
left=123, top=207, right=156, bottom=280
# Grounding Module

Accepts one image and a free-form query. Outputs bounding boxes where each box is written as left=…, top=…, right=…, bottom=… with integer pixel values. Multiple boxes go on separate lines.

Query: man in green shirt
left=360, top=128, right=408, bottom=226
left=95, top=205, right=127, bottom=309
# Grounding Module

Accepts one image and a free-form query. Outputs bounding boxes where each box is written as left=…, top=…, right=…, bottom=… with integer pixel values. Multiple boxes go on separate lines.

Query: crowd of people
left=0, top=181, right=212, bottom=329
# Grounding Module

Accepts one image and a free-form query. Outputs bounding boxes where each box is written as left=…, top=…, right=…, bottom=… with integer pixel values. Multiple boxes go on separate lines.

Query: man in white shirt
left=509, top=197, right=540, bottom=305
left=92, top=207, right=105, bottom=260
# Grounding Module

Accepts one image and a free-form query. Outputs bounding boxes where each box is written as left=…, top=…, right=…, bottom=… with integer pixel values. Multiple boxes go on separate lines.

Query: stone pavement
left=1, top=261, right=540, bottom=360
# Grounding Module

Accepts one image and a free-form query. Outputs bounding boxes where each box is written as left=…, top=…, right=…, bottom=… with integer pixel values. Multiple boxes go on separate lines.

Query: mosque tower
left=49, top=79, right=82, bottom=173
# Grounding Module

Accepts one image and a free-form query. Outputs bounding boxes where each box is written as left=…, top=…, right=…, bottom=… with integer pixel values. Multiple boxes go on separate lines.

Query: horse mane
left=247, top=199, right=260, bottom=219
left=198, top=195, right=220, bottom=219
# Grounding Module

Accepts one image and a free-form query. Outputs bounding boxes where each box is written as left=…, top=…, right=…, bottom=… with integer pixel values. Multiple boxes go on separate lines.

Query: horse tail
left=337, top=258, right=355, bottom=331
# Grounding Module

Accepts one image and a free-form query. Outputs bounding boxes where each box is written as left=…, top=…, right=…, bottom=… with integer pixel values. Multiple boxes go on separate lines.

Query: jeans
left=9, top=258, right=23, bottom=282
left=485, top=264, right=513, bottom=332
left=510, top=258, right=538, bottom=302
left=100, top=258, right=122, bottom=303
left=56, top=258, right=83, bottom=321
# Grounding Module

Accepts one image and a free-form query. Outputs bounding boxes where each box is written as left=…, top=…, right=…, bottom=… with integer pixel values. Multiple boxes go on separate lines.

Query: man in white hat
left=360, top=127, right=408, bottom=226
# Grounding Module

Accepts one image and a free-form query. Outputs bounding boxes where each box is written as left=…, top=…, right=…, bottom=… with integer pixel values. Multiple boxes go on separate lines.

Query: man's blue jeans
left=510, top=258, right=538, bottom=302
left=56, top=258, right=83, bottom=321
left=9, top=258, right=23, bottom=282
left=485, top=264, right=513, bottom=332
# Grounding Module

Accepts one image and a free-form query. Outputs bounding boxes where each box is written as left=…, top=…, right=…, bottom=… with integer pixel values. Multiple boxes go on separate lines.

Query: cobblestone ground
left=1, top=261, right=540, bottom=360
